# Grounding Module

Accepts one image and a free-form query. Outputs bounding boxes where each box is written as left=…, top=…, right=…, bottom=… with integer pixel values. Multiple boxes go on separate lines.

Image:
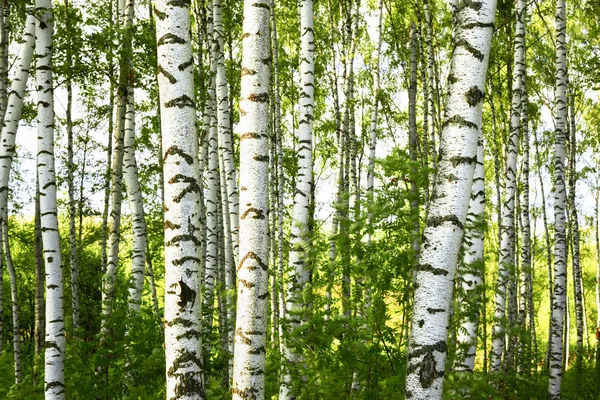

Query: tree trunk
left=36, top=1, right=66, bottom=397
left=232, top=0, right=270, bottom=397
left=491, top=0, right=525, bottom=371
left=64, top=0, right=80, bottom=333
left=548, top=0, right=567, bottom=395
left=123, top=80, right=147, bottom=314
left=455, top=132, right=485, bottom=373
left=280, top=0, right=314, bottom=396
left=34, top=177, right=45, bottom=385
left=3, top=213, right=21, bottom=383
left=213, top=0, right=239, bottom=267
left=102, top=0, right=135, bottom=330
left=156, top=0, right=205, bottom=397
left=404, top=0, right=497, bottom=397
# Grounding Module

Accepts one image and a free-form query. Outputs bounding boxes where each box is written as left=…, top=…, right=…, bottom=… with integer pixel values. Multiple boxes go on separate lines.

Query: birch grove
left=0, top=0, right=598, bottom=397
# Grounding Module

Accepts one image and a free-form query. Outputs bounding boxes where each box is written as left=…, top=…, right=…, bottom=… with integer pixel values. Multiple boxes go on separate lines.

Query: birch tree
left=455, top=132, right=485, bottom=373
left=280, top=0, right=314, bottom=396
left=549, top=0, right=567, bottom=394
left=3, top=213, right=21, bottom=383
left=404, top=0, right=497, bottom=396
left=155, top=0, right=204, bottom=397
left=490, top=0, right=526, bottom=371
left=232, top=0, right=270, bottom=397
left=36, top=1, right=66, bottom=397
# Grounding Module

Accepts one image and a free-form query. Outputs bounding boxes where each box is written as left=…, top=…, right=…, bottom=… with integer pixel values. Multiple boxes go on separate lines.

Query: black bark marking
left=247, top=92, right=268, bottom=102
left=238, top=251, right=268, bottom=272
left=253, top=155, right=269, bottom=162
left=241, top=67, right=256, bottom=76
left=168, top=174, right=201, bottom=203
left=416, top=263, right=448, bottom=276
left=454, top=38, right=484, bottom=61
left=165, top=95, right=195, bottom=109
left=164, top=145, right=194, bottom=164
left=178, top=57, right=193, bottom=71
left=241, top=207, right=265, bottom=220
left=442, top=114, right=478, bottom=130
left=173, top=256, right=201, bottom=266
left=164, top=220, right=181, bottom=230
left=178, top=280, right=196, bottom=309
left=419, top=350, right=437, bottom=388
left=158, top=33, right=186, bottom=46
left=465, top=86, right=485, bottom=106
left=427, top=214, right=464, bottom=230
left=157, top=65, right=177, bottom=84
left=153, top=6, right=167, bottom=20
left=252, top=2, right=270, bottom=9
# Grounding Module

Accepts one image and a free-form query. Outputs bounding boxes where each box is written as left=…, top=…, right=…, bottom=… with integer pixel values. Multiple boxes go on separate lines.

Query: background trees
left=0, top=0, right=599, bottom=398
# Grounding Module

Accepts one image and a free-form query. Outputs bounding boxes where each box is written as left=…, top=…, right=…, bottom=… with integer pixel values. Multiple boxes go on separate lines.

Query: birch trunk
left=280, top=0, right=314, bottom=396
left=405, top=0, right=496, bottom=396
left=103, top=0, right=135, bottom=328
left=455, top=132, right=485, bottom=373
left=232, top=0, right=270, bottom=397
left=490, top=0, right=525, bottom=371
left=421, top=0, right=437, bottom=177
left=155, top=0, right=204, bottom=397
left=3, top=214, right=21, bottom=383
left=123, top=83, right=147, bottom=314
left=36, top=1, right=66, bottom=397
left=213, top=0, right=239, bottom=266
left=0, top=11, right=35, bottom=255
left=567, top=88, right=584, bottom=365
left=34, top=178, right=45, bottom=382
left=64, top=0, right=80, bottom=333
left=549, top=0, right=567, bottom=394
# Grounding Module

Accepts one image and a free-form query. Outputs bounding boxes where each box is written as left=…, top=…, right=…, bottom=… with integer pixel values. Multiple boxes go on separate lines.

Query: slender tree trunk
left=548, top=0, right=567, bottom=394
left=0, top=1, right=7, bottom=122
left=455, top=132, right=485, bottom=373
left=36, top=1, right=66, bottom=397
left=567, top=87, right=584, bottom=367
left=123, top=80, right=147, bottom=314
left=404, top=0, right=497, bottom=396
left=102, top=0, right=135, bottom=330
left=213, top=0, right=239, bottom=267
left=3, top=213, right=21, bottom=383
left=421, top=0, right=437, bottom=179
left=491, top=0, right=525, bottom=371
left=518, top=70, right=532, bottom=374
left=64, top=0, right=80, bottom=333
left=408, top=23, right=421, bottom=269
left=232, top=0, right=270, bottom=397
left=156, top=0, right=205, bottom=397
left=145, top=243, right=160, bottom=316
left=34, top=177, right=45, bottom=385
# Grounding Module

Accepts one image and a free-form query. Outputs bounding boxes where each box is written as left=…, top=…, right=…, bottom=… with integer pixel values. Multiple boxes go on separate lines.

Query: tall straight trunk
left=421, top=0, right=437, bottom=178
left=213, top=0, right=239, bottom=266
left=145, top=243, right=160, bottom=316
left=567, top=87, right=584, bottom=365
left=518, top=71, right=532, bottom=373
left=534, top=127, right=554, bottom=368
left=408, top=23, right=421, bottom=265
left=34, top=178, right=45, bottom=379
left=595, top=188, right=600, bottom=369
left=123, top=81, right=148, bottom=314
left=549, top=0, right=567, bottom=395
left=455, top=132, right=485, bottom=373
left=64, top=0, right=80, bottom=333
left=280, top=0, right=315, bottom=396
left=3, top=214, right=21, bottom=383
left=36, top=1, right=66, bottom=397
left=232, top=0, right=270, bottom=397
left=415, top=6, right=429, bottom=200
left=204, top=4, right=219, bottom=345
left=156, top=0, right=205, bottom=397
left=0, top=1, right=7, bottom=121
left=103, top=0, right=135, bottom=329
left=490, top=0, right=525, bottom=371
left=404, top=0, right=497, bottom=397
left=101, top=0, right=115, bottom=279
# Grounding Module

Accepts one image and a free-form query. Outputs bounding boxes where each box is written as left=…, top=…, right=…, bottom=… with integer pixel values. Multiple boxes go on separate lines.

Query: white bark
left=0, top=12, right=35, bottom=253
left=3, top=215, right=21, bottom=383
left=455, top=132, right=485, bottom=373
left=280, top=0, right=314, bottom=396
left=549, top=0, right=567, bottom=395
left=124, top=87, right=147, bottom=314
left=36, top=1, right=66, bottom=397
left=232, top=0, right=270, bottom=397
left=103, top=0, right=135, bottom=328
left=213, top=0, right=239, bottom=266
left=156, top=0, right=204, bottom=397
left=490, top=0, right=525, bottom=371
left=404, top=0, right=496, bottom=397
